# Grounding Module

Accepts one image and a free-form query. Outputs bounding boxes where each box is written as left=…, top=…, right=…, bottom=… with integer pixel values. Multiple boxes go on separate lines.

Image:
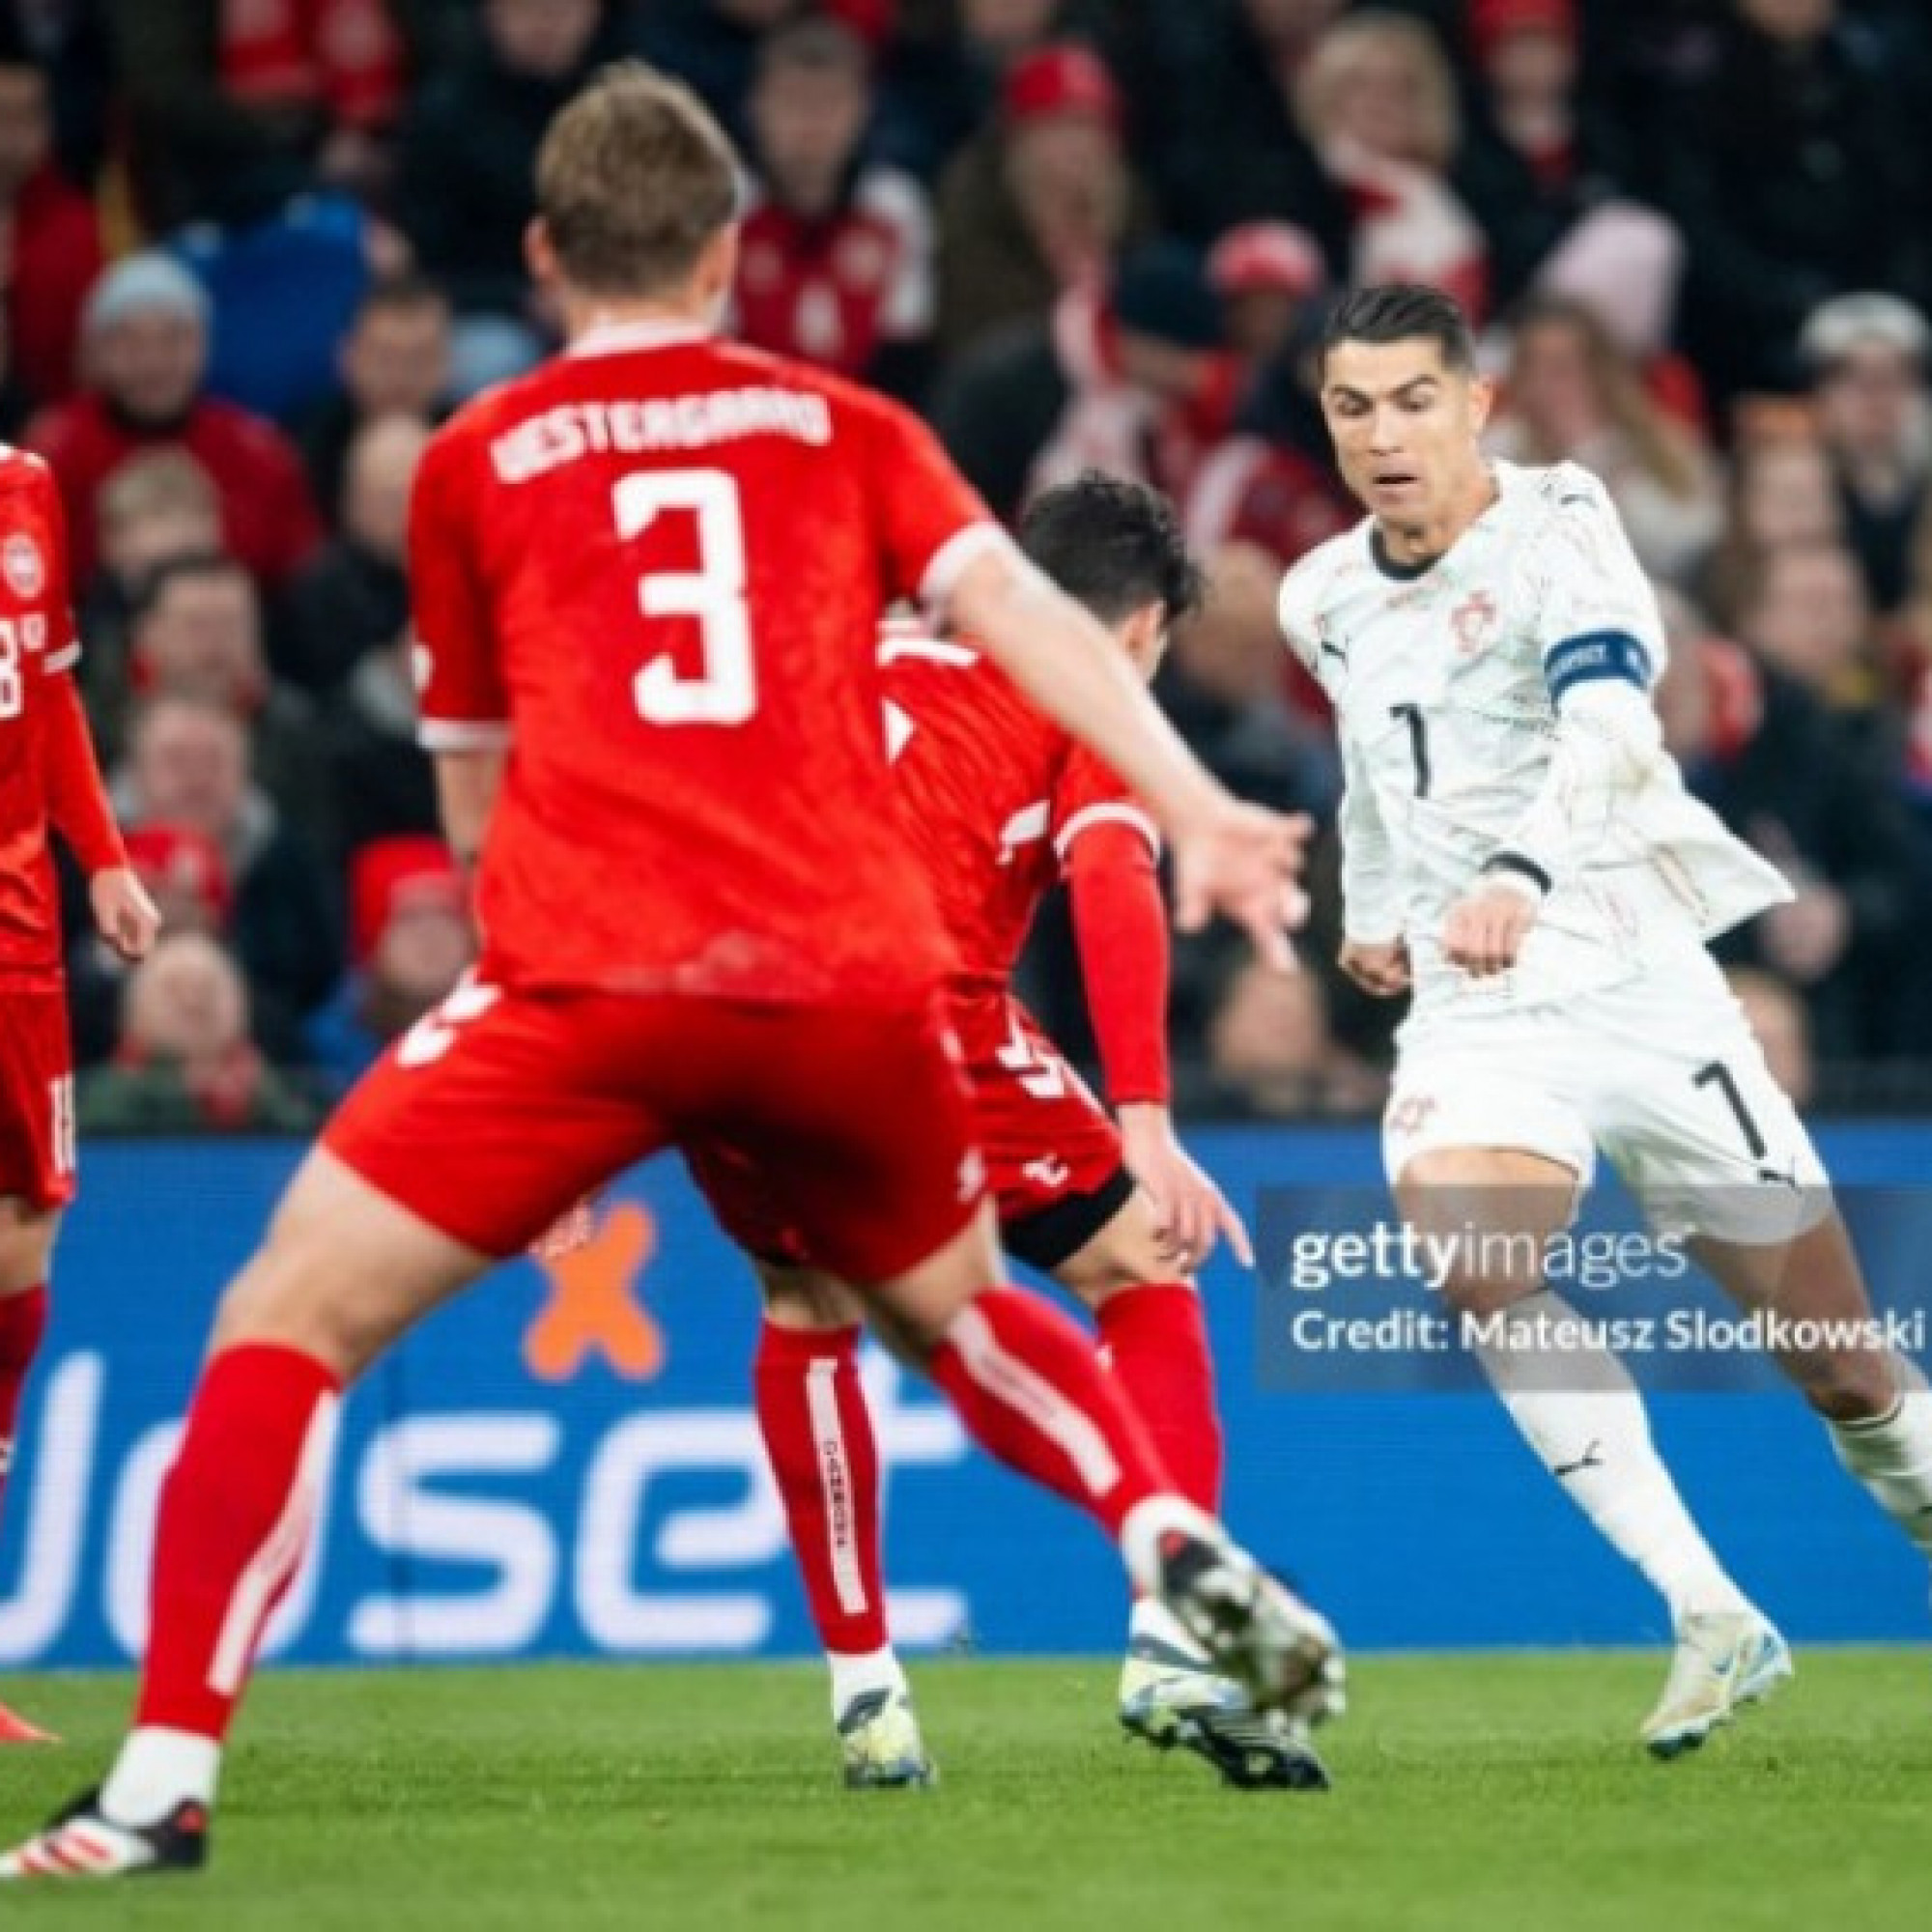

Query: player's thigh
left=753, top=1259, right=867, bottom=1332
left=1050, top=1184, right=1177, bottom=1304
left=324, top=979, right=675, bottom=1263
left=0, top=987, right=76, bottom=1264
left=1383, top=1023, right=1590, bottom=1310
left=212, top=1146, right=492, bottom=1378
left=1588, top=961, right=1832, bottom=1251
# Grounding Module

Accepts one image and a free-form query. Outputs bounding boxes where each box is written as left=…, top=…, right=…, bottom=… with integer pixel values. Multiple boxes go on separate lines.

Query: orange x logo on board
left=523, top=1201, right=666, bottom=1384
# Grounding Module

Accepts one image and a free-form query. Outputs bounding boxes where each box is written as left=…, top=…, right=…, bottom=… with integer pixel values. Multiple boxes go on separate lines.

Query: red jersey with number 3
left=410, top=322, right=1008, bottom=1003
left=0, top=446, right=82, bottom=989
left=878, top=623, right=1158, bottom=991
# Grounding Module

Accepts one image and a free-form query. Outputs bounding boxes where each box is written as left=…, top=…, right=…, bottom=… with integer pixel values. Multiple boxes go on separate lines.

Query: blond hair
left=535, top=62, right=741, bottom=298
left=1295, top=13, right=1460, bottom=171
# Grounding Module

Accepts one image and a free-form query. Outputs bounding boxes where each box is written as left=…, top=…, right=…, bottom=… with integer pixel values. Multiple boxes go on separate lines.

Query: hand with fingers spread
left=1442, top=876, right=1540, bottom=977
left=1338, top=936, right=1411, bottom=998
left=1120, top=1103, right=1254, bottom=1273
left=1171, top=802, right=1313, bottom=972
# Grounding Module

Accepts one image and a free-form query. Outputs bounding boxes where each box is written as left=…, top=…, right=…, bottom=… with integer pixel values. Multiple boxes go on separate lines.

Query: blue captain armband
left=1543, top=629, right=1653, bottom=707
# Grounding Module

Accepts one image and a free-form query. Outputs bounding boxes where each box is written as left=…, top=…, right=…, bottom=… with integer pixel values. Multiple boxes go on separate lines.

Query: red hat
left=1208, top=222, right=1326, bottom=300
left=125, top=822, right=232, bottom=928
left=1002, top=44, right=1124, bottom=134
left=1467, top=0, right=1577, bottom=59
left=351, top=835, right=467, bottom=965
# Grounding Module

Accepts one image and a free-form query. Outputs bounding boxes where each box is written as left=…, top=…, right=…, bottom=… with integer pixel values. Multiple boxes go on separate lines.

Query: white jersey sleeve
left=1492, top=471, right=1670, bottom=892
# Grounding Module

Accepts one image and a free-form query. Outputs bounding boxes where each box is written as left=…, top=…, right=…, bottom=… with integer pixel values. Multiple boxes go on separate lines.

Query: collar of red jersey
left=566, top=319, right=715, bottom=359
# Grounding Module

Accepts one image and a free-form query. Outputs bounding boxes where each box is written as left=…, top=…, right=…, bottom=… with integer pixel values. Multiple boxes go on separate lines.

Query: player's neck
left=559, top=292, right=717, bottom=349
left=1372, top=465, right=1500, bottom=575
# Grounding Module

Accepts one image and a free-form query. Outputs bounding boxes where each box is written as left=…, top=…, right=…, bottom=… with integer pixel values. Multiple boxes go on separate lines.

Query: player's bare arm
left=1117, top=1104, right=1253, bottom=1269
left=434, top=748, right=507, bottom=871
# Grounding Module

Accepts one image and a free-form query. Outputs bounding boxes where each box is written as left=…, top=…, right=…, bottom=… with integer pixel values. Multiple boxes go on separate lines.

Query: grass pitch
left=0, top=1651, right=1926, bottom=1929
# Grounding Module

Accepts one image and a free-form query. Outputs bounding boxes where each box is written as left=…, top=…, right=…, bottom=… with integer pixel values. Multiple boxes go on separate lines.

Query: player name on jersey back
left=490, top=386, right=835, bottom=483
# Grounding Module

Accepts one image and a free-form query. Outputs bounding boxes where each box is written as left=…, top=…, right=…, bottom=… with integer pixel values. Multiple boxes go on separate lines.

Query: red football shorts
left=324, top=978, right=986, bottom=1281
left=0, top=985, right=76, bottom=1212
left=692, top=985, right=1124, bottom=1267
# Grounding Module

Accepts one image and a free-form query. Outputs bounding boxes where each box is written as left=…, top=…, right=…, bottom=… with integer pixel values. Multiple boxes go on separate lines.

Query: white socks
left=826, top=1646, right=906, bottom=1721
left=100, top=1726, right=221, bottom=1827
left=1473, top=1290, right=1749, bottom=1625
left=1829, top=1375, right=1932, bottom=1562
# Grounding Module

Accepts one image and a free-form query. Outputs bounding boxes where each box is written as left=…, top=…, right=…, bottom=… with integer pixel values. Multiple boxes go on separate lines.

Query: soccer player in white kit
left=1282, top=285, right=1932, bottom=1756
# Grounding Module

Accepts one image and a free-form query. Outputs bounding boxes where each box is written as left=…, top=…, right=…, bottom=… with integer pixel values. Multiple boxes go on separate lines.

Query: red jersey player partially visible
left=696, top=476, right=1325, bottom=1791
left=0, top=447, right=159, bottom=1745
left=0, top=65, right=1338, bottom=1881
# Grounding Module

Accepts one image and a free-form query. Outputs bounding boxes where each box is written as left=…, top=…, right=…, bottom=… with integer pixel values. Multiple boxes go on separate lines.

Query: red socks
left=134, top=1344, right=341, bottom=1740
left=753, top=1321, right=889, bottom=1657
left=0, top=1285, right=47, bottom=1506
left=1097, top=1283, right=1223, bottom=1513
left=929, top=1287, right=1169, bottom=1538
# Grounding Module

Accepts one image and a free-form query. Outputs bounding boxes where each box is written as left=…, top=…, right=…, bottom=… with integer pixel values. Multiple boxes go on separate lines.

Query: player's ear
left=1466, top=371, right=1496, bottom=435
left=691, top=225, right=740, bottom=318
left=525, top=217, right=558, bottom=293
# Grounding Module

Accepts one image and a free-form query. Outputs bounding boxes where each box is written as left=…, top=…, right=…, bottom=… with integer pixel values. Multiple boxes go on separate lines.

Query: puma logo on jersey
left=996, top=801, right=1051, bottom=866
left=1022, top=1155, right=1072, bottom=1192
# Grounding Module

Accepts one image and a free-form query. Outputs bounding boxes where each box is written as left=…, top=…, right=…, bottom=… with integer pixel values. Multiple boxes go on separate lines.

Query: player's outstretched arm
left=434, top=748, right=507, bottom=873
left=950, top=547, right=1311, bottom=967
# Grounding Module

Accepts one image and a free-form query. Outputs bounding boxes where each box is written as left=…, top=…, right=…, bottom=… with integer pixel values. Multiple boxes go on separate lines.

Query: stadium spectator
left=1200, top=955, right=1373, bottom=1118
left=1654, top=599, right=1930, bottom=1063
left=1293, top=10, right=1489, bottom=318
left=281, top=413, right=424, bottom=696
left=929, top=243, right=1240, bottom=521
left=76, top=931, right=322, bottom=1133
left=1702, top=433, right=1845, bottom=630
left=1736, top=540, right=1883, bottom=713
left=0, top=30, right=102, bottom=409
left=734, top=16, right=936, bottom=397
left=76, top=449, right=224, bottom=717
left=120, top=555, right=333, bottom=841
left=302, top=836, right=474, bottom=1093
left=1725, top=963, right=1817, bottom=1107
left=933, top=42, right=1153, bottom=356
left=625, top=0, right=807, bottom=140
left=319, top=632, right=440, bottom=862
left=1487, top=295, right=1722, bottom=584
left=1112, top=0, right=1351, bottom=252
left=1657, top=0, right=1931, bottom=398
left=1452, top=0, right=1638, bottom=313
left=1153, top=542, right=1339, bottom=811
left=295, top=272, right=451, bottom=525
left=394, top=0, right=610, bottom=394
left=108, top=0, right=410, bottom=230
left=114, top=694, right=342, bottom=1049
left=1184, top=222, right=1357, bottom=569
left=1802, top=292, right=1932, bottom=618
left=26, top=252, right=324, bottom=590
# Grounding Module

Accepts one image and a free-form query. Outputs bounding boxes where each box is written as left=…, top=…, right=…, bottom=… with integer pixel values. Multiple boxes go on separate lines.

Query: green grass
left=0, top=1652, right=1927, bottom=1928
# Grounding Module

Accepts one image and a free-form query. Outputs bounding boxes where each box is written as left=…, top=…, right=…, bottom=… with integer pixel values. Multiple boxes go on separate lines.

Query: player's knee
left=1053, top=1190, right=1174, bottom=1304
left=759, top=1264, right=862, bottom=1331
left=1791, top=1353, right=1899, bottom=1424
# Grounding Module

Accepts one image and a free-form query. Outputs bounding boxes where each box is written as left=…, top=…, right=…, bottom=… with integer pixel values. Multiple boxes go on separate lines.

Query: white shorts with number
left=1380, top=946, right=1832, bottom=1246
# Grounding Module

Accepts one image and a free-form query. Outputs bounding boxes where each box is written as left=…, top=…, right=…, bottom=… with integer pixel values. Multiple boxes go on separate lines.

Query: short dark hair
left=756, top=14, right=871, bottom=86
left=129, top=552, right=254, bottom=625
left=1018, top=472, right=1205, bottom=627
left=355, top=271, right=450, bottom=326
left=1319, top=283, right=1476, bottom=378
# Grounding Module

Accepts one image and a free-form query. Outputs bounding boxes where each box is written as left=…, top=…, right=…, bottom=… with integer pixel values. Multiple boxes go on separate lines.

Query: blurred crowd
left=13, top=0, right=1932, bottom=1126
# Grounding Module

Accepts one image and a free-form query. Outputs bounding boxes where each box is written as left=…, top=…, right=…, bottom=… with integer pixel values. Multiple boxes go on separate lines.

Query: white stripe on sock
left=208, top=1392, right=339, bottom=1698
left=805, top=1357, right=868, bottom=1617
left=949, top=1303, right=1121, bottom=1498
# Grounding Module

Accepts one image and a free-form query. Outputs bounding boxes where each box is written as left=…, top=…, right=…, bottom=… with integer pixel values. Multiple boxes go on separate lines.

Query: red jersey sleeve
left=858, top=388, right=1012, bottom=611
left=410, top=424, right=511, bottom=753
left=1054, top=750, right=1168, bottom=1105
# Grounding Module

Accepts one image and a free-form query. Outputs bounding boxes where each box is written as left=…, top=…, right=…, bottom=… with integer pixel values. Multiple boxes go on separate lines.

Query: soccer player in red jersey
left=0, top=66, right=1339, bottom=1880
left=0, top=446, right=159, bottom=1746
left=700, top=475, right=1324, bottom=1790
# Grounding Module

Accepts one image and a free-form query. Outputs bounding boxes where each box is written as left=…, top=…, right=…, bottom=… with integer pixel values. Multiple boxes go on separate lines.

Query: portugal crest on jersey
left=1449, top=588, right=1497, bottom=658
